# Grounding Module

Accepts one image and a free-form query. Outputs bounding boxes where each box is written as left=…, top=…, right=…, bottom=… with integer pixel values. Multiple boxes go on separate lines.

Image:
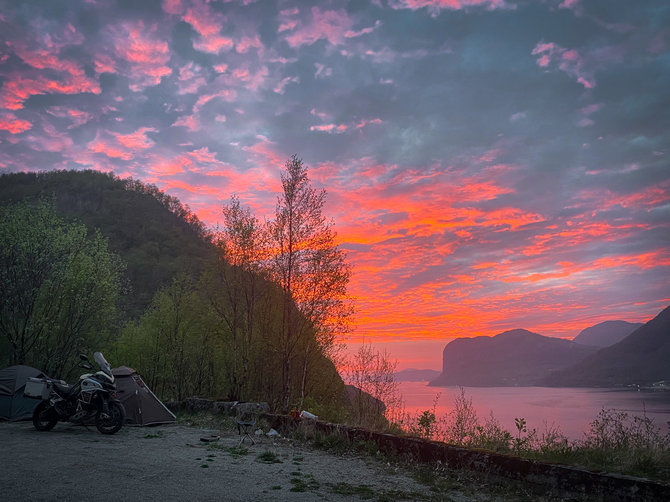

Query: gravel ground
left=0, top=420, right=453, bottom=502
left=1, top=419, right=566, bottom=502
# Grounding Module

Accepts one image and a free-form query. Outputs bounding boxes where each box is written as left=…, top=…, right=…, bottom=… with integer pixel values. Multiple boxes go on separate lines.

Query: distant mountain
left=573, top=320, right=643, bottom=347
left=430, top=329, right=598, bottom=387
left=544, top=306, right=670, bottom=387
left=394, top=368, right=441, bottom=382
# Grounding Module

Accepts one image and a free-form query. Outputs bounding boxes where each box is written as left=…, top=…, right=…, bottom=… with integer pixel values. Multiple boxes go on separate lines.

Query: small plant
left=329, top=482, right=375, bottom=499
left=416, top=410, right=436, bottom=439
left=144, top=430, right=164, bottom=439
left=256, top=450, right=282, bottom=464
left=290, top=473, right=319, bottom=492
left=223, top=445, right=249, bottom=458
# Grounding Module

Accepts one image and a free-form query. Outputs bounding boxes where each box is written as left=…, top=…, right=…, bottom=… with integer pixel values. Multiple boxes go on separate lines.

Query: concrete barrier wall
left=265, top=413, right=670, bottom=502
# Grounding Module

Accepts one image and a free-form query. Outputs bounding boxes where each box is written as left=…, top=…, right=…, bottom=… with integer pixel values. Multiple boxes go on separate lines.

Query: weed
left=256, top=450, right=282, bottom=464
left=312, top=431, right=351, bottom=454
left=329, top=482, right=375, bottom=499
left=271, top=485, right=282, bottom=490
left=289, top=478, right=307, bottom=492
left=143, top=430, right=164, bottom=439
left=290, top=473, right=319, bottom=492
left=200, top=464, right=208, bottom=468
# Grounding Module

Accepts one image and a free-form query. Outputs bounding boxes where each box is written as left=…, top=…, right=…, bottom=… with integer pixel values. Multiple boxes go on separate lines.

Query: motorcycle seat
left=53, top=382, right=76, bottom=397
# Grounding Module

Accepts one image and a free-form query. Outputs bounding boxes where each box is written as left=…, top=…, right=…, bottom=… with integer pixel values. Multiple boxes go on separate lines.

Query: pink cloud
left=0, top=35, right=101, bottom=109
left=88, top=136, right=133, bottom=160
left=273, top=75, right=299, bottom=94
left=112, top=21, right=172, bottom=90
left=345, top=20, right=381, bottom=39
left=559, top=0, right=580, bottom=10
left=532, top=41, right=595, bottom=88
left=194, top=90, right=237, bottom=112
left=389, top=0, right=511, bottom=14
left=0, top=112, right=32, bottom=133
left=236, top=35, right=263, bottom=54
left=45, top=107, right=91, bottom=129
left=187, top=147, right=219, bottom=163
left=278, top=8, right=299, bottom=33
left=114, top=127, right=156, bottom=149
left=181, top=1, right=233, bottom=54
left=284, top=8, right=354, bottom=48
left=310, top=117, right=382, bottom=134
left=0, top=74, right=101, bottom=110
left=172, top=114, right=200, bottom=131
left=24, top=120, right=73, bottom=153
left=227, top=66, right=269, bottom=92
left=176, top=62, right=207, bottom=94
left=162, top=0, right=183, bottom=15
left=94, top=54, right=116, bottom=74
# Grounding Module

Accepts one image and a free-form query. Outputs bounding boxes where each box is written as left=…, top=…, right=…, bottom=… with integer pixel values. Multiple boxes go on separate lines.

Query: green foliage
left=256, top=450, right=282, bottom=464
left=114, top=275, right=218, bottom=401
left=0, top=199, right=121, bottom=376
left=0, top=170, right=213, bottom=319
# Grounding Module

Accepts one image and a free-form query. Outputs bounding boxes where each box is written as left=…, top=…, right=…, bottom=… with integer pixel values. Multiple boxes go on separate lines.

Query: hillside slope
left=0, top=170, right=215, bottom=317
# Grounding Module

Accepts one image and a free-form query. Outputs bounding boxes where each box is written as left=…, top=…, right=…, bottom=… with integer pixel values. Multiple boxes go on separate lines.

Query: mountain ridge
left=544, top=305, right=670, bottom=387
left=572, top=320, right=643, bottom=347
left=430, top=328, right=598, bottom=387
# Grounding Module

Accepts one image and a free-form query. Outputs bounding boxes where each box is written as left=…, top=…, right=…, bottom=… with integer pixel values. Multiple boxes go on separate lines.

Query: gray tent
left=112, top=366, right=176, bottom=426
left=0, top=365, right=47, bottom=421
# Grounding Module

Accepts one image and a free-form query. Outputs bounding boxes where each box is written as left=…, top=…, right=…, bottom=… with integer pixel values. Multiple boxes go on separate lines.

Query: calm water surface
left=399, top=381, right=670, bottom=441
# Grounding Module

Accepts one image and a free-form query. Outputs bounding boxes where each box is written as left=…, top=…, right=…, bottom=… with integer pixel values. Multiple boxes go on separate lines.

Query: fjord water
left=399, top=381, right=670, bottom=441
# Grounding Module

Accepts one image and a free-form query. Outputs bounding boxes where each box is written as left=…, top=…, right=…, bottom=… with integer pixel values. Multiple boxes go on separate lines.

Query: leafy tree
left=0, top=200, right=121, bottom=376
left=202, top=195, right=268, bottom=400
left=115, top=275, right=217, bottom=401
left=267, top=155, right=353, bottom=410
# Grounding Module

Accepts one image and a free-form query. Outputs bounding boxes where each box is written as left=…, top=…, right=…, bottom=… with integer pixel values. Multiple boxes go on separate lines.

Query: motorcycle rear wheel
left=95, top=401, right=125, bottom=435
left=32, top=401, right=58, bottom=431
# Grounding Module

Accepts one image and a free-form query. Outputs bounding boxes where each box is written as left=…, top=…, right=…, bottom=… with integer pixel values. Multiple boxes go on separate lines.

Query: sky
left=1, top=0, right=669, bottom=370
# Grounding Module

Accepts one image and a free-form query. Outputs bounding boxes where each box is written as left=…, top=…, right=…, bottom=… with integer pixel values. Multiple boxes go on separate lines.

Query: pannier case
left=24, top=377, right=51, bottom=399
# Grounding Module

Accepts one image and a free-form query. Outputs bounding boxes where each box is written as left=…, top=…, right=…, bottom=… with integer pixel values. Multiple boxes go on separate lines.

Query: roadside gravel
left=0, top=420, right=449, bottom=501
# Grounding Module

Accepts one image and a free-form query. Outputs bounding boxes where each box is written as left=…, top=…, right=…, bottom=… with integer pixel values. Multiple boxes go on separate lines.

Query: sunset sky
left=1, top=0, right=668, bottom=369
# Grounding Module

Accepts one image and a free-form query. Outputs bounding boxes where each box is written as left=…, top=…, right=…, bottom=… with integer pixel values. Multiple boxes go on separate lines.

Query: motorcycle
left=28, top=352, right=125, bottom=435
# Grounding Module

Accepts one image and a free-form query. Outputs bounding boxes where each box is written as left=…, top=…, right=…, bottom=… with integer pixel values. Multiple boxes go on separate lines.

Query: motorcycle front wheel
left=95, top=401, right=125, bottom=435
left=32, top=401, right=58, bottom=431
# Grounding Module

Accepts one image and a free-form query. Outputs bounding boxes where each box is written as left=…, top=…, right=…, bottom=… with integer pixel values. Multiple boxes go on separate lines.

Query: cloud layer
left=1, top=0, right=668, bottom=368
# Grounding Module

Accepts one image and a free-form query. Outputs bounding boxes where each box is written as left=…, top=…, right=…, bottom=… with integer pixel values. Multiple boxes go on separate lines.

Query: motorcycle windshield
left=93, top=352, right=113, bottom=378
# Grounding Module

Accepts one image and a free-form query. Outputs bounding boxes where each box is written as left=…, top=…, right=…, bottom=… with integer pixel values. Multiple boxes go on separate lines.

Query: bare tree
left=267, top=155, right=353, bottom=411
left=346, top=343, right=402, bottom=430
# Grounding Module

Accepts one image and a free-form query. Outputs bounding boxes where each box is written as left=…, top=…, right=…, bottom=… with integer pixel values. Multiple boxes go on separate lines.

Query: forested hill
left=0, top=170, right=215, bottom=318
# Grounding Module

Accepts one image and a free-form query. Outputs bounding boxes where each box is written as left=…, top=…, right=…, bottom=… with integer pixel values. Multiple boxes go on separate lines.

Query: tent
left=0, top=365, right=47, bottom=421
left=112, top=366, right=176, bottom=426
